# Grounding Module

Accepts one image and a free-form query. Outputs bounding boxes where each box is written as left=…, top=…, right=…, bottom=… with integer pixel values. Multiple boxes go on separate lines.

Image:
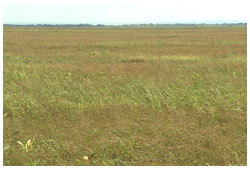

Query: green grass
left=3, top=27, right=247, bottom=166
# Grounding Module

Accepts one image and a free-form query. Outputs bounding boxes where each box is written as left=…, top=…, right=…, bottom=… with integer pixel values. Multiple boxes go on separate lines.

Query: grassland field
left=3, top=26, right=247, bottom=166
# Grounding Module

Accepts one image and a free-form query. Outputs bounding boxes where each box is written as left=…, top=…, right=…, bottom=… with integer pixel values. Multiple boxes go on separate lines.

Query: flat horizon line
left=3, top=19, right=247, bottom=25
left=3, top=22, right=247, bottom=26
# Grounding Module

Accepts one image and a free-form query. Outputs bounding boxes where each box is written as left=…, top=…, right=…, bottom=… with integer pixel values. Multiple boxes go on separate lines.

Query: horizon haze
left=3, top=0, right=248, bottom=25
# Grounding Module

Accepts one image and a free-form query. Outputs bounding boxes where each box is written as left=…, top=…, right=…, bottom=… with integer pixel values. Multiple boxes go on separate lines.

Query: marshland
left=3, top=26, right=247, bottom=165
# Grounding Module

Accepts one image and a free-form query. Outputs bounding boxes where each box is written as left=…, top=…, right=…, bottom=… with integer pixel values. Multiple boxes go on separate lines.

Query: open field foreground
left=3, top=26, right=247, bottom=166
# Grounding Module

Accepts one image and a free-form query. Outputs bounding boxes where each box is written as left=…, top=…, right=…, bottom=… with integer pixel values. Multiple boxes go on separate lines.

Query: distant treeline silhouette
left=3, top=23, right=246, bottom=27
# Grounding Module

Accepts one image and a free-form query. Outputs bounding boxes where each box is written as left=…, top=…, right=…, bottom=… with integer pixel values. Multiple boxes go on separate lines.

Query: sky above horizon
left=3, top=0, right=248, bottom=25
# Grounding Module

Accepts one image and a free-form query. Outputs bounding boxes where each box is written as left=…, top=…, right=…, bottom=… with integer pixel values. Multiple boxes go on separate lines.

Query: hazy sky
left=3, top=0, right=248, bottom=24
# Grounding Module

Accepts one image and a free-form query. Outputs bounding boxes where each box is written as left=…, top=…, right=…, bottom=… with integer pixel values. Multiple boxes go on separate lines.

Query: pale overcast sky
left=3, top=0, right=248, bottom=24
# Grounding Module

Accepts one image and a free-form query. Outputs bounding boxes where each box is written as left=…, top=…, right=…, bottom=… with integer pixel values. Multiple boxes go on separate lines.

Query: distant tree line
left=3, top=23, right=106, bottom=27
left=3, top=23, right=247, bottom=27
